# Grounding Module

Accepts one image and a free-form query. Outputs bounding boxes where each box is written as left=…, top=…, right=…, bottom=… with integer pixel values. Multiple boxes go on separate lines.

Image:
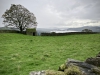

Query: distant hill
left=0, top=26, right=100, bottom=35
left=67, top=26, right=100, bottom=32
left=36, top=26, right=100, bottom=35
left=0, top=27, right=19, bottom=31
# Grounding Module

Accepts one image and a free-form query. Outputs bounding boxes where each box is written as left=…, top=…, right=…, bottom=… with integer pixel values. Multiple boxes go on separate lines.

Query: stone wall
left=41, top=32, right=99, bottom=36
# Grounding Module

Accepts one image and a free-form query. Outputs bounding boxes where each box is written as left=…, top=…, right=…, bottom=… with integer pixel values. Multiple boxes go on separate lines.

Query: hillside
left=36, top=26, right=100, bottom=35
left=0, top=26, right=100, bottom=35
left=67, top=26, right=100, bottom=32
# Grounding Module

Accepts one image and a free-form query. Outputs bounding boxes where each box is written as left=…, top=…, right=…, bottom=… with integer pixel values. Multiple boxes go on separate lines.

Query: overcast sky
left=0, top=0, right=100, bottom=28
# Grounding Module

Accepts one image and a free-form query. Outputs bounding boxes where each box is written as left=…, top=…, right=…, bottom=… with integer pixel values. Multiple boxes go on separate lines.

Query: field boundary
left=41, top=32, right=100, bottom=36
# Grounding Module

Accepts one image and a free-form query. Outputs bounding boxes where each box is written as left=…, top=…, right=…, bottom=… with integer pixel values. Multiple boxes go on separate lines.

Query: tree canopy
left=82, top=29, right=92, bottom=32
left=2, top=4, right=37, bottom=32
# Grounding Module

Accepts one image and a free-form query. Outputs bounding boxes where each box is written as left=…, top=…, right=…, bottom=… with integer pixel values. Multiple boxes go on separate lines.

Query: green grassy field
left=0, top=33, right=100, bottom=75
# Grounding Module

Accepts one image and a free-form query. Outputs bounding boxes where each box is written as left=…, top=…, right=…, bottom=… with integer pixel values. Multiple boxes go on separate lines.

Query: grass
left=0, top=33, right=100, bottom=75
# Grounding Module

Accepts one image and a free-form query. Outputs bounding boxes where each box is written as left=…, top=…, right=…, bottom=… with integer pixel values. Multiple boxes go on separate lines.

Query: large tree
left=2, top=4, right=37, bottom=32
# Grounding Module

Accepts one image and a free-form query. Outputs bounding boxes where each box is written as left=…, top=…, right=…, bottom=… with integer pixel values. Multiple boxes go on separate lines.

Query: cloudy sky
left=0, top=0, right=100, bottom=28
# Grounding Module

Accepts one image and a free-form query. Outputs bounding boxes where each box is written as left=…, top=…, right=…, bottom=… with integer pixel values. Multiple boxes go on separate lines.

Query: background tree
left=82, top=29, right=92, bottom=32
left=2, top=4, right=37, bottom=32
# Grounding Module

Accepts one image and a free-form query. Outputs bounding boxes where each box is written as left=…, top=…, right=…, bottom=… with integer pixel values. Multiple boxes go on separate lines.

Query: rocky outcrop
left=30, top=70, right=45, bottom=75
left=65, top=58, right=100, bottom=75
left=29, top=70, right=65, bottom=75
left=85, top=52, right=100, bottom=67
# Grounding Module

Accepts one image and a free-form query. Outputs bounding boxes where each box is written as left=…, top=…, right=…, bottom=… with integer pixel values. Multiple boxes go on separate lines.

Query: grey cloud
left=49, top=0, right=100, bottom=20
left=0, top=0, right=100, bottom=28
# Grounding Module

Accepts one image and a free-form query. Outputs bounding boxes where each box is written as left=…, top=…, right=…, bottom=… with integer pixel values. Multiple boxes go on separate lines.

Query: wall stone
left=85, top=52, right=100, bottom=67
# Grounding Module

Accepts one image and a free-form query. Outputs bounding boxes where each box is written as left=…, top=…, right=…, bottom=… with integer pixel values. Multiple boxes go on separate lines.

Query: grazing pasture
left=0, top=33, right=100, bottom=75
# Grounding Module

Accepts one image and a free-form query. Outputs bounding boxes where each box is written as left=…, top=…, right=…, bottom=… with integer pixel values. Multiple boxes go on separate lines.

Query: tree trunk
left=20, top=25, right=23, bottom=33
